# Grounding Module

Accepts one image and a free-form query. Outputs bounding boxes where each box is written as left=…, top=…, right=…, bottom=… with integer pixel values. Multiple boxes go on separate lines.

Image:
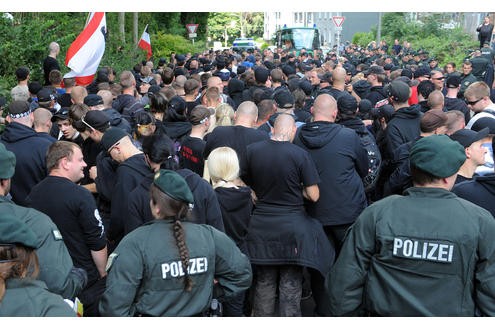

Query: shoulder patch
left=52, top=230, right=63, bottom=240
left=106, top=253, right=118, bottom=272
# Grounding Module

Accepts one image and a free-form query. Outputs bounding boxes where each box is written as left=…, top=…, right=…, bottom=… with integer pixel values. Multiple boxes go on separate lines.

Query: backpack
left=356, top=129, right=383, bottom=193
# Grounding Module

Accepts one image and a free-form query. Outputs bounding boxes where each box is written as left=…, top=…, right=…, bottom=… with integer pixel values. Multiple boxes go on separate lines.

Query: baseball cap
left=51, top=108, right=70, bottom=122
left=81, top=110, right=110, bottom=131
left=189, top=105, right=214, bottom=125
left=273, top=90, right=294, bottom=109
left=37, top=87, right=55, bottom=103
left=414, top=67, right=431, bottom=79
left=8, top=100, right=32, bottom=119
left=363, top=65, right=385, bottom=76
left=385, top=80, right=411, bottom=103
left=337, top=94, right=358, bottom=114
left=471, top=117, right=495, bottom=134
left=449, top=127, right=490, bottom=148
left=101, top=127, right=128, bottom=152
left=218, top=69, right=231, bottom=81
left=410, top=134, right=466, bottom=178
left=317, top=72, right=332, bottom=83
left=84, top=94, right=104, bottom=107
left=446, top=75, right=461, bottom=89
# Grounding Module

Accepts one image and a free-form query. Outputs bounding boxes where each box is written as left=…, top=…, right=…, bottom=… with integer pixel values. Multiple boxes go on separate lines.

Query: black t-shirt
left=203, top=125, right=269, bottom=175
left=244, top=140, right=320, bottom=207
left=43, top=56, right=60, bottom=86
left=179, top=135, right=206, bottom=176
left=26, top=176, right=106, bottom=284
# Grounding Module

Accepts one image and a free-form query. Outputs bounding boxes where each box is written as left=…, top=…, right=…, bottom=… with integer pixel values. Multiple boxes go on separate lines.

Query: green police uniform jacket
left=0, top=279, right=75, bottom=316
left=0, top=196, right=86, bottom=299
left=99, top=220, right=252, bottom=316
left=328, top=187, right=495, bottom=316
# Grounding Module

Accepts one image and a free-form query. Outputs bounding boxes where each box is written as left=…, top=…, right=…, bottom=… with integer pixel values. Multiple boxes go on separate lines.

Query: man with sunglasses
left=430, top=71, right=445, bottom=92
left=465, top=82, right=495, bottom=129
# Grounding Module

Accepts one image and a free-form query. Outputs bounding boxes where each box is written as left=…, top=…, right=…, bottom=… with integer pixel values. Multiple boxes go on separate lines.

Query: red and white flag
left=64, top=12, right=106, bottom=86
left=138, top=24, right=152, bottom=60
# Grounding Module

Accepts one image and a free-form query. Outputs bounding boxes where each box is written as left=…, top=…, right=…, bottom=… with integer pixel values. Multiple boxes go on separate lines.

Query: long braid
left=172, top=213, right=193, bottom=292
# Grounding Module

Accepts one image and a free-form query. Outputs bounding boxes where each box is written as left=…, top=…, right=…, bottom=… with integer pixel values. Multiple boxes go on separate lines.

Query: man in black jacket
left=294, top=93, right=368, bottom=315
left=384, top=80, right=422, bottom=160
left=364, top=65, right=387, bottom=107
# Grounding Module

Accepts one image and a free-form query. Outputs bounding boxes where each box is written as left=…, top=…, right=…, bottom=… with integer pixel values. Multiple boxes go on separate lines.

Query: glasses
left=467, top=98, right=483, bottom=106
left=432, top=76, right=445, bottom=80
left=80, top=115, right=95, bottom=131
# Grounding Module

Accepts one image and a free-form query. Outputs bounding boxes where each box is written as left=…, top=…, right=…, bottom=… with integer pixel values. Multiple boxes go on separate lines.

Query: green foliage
left=380, top=13, right=479, bottom=68
left=352, top=32, right=375, bottom=48
left=152, top=32, right=206, bottom=59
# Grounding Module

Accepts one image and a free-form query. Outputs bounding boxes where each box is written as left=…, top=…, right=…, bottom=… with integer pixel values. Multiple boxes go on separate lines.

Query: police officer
left=328, top=134, right=495, bottom=316
left=0, top=213, right=75, bottom=316
left=99, top=169, right=252, bottom=316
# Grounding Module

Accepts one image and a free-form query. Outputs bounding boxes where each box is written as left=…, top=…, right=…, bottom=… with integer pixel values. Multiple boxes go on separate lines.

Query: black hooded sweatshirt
left=294, top=121, right=369, bottom=226
left=452, top=174, right=495, bottom=218
left=384, top=106, right=422, bottom=160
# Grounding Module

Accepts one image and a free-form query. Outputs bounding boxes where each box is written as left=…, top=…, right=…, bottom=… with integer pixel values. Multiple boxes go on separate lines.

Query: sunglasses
left=432, top=76, right=445, bottom=80
left=108, top=142, right=120, bottom=154
left=467, top=98, right=483, bottom=106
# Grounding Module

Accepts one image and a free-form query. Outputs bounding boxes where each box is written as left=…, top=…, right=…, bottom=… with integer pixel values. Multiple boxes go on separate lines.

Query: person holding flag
left=64, top=12, right=107, bottom=87
left=138, top=24, right=152, bottom=60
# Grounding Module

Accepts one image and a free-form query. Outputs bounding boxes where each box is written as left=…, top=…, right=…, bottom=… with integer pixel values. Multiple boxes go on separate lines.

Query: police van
left=232, top=38, right=256, bottom=52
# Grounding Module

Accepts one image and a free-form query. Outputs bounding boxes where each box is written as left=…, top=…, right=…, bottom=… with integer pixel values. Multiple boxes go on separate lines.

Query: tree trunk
left=133, top=12, right=138, bottom=46
left=118, top=12, right=125, bottom=43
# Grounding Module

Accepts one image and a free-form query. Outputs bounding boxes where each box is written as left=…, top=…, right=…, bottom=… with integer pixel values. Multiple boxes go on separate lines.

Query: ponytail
left=172, top=213, right=193, bottom=292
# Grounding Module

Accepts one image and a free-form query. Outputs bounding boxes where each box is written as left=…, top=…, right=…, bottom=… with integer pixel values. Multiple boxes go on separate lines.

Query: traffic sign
left=186, top=24, right=199, bottom=34
left=188, top=33, right=197, bottom=38
left=332, top=16, right=345, bottom=27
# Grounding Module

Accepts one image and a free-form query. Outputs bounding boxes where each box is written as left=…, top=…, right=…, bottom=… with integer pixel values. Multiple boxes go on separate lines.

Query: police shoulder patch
left=52, top=230, right=63, bottom=240
left=106, top=253, right=118, bottom=272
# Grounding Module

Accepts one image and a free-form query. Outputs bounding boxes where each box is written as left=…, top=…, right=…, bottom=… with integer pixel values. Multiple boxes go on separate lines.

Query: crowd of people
left=2, top=27, right=495, bottom=317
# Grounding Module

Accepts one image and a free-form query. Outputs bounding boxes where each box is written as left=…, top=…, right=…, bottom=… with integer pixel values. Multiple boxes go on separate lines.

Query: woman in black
left=477, top=16, right=494, bottom=49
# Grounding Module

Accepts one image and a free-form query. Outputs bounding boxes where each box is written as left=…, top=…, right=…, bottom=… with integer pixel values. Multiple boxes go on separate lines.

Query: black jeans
left=252, top=265, right=303, bottom=316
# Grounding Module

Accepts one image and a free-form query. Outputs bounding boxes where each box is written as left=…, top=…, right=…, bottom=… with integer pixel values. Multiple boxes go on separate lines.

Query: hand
left=89, top=166, right=97, bottom=180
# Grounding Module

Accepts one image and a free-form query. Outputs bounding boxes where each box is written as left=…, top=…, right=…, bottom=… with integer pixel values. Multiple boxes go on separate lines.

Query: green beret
left=0, top=143, right=16, bottom=179
left=153, top=169, right=194, bottom=204
left=410, top=135, right=466, bottom=178
left=0, top=213, right=40, bottom=249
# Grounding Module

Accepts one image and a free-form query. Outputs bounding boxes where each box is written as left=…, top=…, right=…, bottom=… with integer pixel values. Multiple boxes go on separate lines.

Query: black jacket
left=384, top=106, right=422, bottom=160
left=294, top=121, right=369, bottom=226
left=125, top=169, right=224, bottom=235
left=0, top=122, right=54, bottom=205
left=365, top=85, right=387, bottom=107
left=452, top=174, right=495, bottom=217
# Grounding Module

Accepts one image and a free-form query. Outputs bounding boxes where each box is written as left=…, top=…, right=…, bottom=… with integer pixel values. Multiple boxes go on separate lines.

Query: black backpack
left=356, top=129, right=382, bottom=193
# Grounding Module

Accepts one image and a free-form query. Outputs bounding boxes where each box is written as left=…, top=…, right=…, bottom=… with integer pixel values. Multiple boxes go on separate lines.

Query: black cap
left=8, top=101, right=31, bottom=119
left=471, top=117, right=495, bottom=134
left=385, top=80, right=411, bottom=103
left=414, top=67, right=431, bottom=79
left=37, top=87, right=55, bottom=102
left=82, top=110, right=110, bottom=131
left=84, top=94, right=104, bottom=107
left=337, top=94, right=358, bottom=113
left=51, top=108, right=70, bottom=122
left=273, top=90, right=294, bottom=109
left=449, top=127, right=490, bottom=148
left=364, top=65, right=385, bottom=76
left=446, top=75, right=461, bottom=88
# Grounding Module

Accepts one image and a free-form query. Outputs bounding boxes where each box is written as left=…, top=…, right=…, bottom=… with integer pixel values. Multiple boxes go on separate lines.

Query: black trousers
left=78, top=277, right=107, bottom=317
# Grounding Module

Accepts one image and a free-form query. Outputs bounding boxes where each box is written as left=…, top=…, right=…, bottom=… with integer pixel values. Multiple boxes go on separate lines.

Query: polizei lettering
left=392, top=238, right=454, bottom=263
left=161, top=257, right=208, bottom=279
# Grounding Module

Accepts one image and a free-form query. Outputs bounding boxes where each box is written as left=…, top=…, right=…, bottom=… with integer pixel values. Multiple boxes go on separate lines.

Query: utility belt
left=134, top=299, right=223, bottom=317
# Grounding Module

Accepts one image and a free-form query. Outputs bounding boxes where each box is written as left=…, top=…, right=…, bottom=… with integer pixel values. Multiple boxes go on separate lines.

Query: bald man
left=43, top=41, right=60, bottom=86
left=203, top=101, right=269, bottom=178
left=71, top=86, right=88, bottom=105
left=33, top=107, right=56, bottom=142
left=244, top=112, right=332, bottom=317
left=427, top=90, right=445, bottom=111
left=294, top=93, right=368, bottom=315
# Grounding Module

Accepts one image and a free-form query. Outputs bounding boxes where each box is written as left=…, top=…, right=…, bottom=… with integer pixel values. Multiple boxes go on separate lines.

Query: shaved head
left=312, top=94, right=338, bottom=121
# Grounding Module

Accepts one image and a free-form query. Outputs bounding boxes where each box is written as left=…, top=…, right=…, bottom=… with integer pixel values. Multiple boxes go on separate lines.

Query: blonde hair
left=215, top=103, right=235, bottom=127
left=207, top=147, right=240, bottom=189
